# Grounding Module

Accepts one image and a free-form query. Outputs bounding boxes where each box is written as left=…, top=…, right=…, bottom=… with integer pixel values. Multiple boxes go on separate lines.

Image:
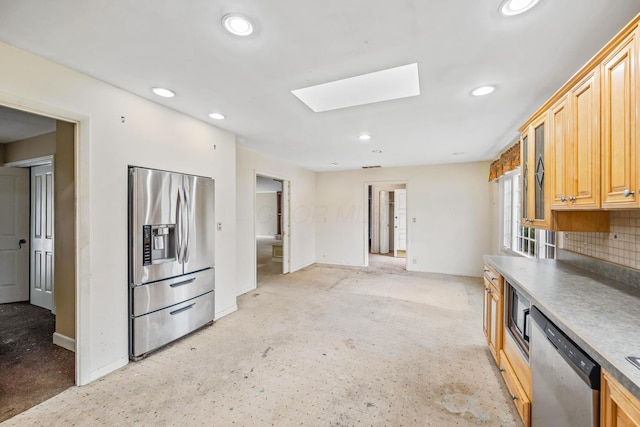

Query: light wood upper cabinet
left=518, top=15, right=640, bottom=226
left=522, top=112, right=552, bottom=229
left=550, top=70, right=601, bottom=209
left=602, top=29, right=639, bottom=208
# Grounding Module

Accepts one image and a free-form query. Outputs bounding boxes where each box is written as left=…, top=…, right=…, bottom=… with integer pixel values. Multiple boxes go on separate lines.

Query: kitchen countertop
left=484, top=254, right=640, bottom=399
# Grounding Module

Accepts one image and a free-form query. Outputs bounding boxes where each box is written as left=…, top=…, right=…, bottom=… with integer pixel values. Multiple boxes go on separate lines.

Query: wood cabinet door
left=550, top=96, right=570, bottom=208
left=526, top=113, right=552, bottom=229
left=482, top=279, right=490, bottom=344
left=601, top=370, right=640, bottom=427
left=488, top=285, right=502, bottom=363
left=602, top=30, right=639, bottom=208
left=571, top=69, right=601, bottom=208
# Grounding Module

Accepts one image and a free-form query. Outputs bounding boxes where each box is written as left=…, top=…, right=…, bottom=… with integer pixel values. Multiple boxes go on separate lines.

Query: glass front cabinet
left=521, top=112, right=552, bottom=229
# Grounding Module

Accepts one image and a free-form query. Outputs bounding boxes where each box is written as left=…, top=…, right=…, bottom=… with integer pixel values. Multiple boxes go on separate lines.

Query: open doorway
left=255, top=174, right=290, bottom=284
left=366, top=182, right=408, bottom=270
left=0, top=106, right=76, bottom=422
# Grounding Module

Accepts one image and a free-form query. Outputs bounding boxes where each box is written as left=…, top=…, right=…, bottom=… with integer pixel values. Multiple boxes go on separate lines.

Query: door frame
left=0, top=94, right=90, bottom=386
left=363, top=180, right=408, bottom=268
left=253, top=171, right=291, bottom=285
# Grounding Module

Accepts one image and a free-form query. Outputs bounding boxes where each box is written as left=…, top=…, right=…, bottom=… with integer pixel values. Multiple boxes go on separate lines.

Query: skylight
left=291, top=63, right=420, bottom=113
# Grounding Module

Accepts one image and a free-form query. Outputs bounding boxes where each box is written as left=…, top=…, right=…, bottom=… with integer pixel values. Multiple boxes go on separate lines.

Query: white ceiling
left=0, top=105, right=56, bottom=143
left=0, top=0, right=639, bottom=170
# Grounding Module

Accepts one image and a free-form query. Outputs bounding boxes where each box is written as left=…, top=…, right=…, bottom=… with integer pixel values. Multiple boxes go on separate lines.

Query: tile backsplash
left=560, top=210, right=640, bottom=271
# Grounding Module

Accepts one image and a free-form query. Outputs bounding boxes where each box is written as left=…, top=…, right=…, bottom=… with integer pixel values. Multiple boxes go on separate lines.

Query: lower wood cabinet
left=500, top=350, right=531, bottom=427
left=602, top=369, right=640, bottom=427
left=482, top=265, right=503, bottom=364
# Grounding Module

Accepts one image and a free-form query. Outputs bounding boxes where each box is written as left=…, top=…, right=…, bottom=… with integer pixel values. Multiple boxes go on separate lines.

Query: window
left=501, top=171, right=555, bottom=259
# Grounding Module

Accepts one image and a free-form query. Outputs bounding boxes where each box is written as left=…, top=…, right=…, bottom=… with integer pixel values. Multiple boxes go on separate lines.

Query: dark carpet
left=0, top=302, right=75, bottom=423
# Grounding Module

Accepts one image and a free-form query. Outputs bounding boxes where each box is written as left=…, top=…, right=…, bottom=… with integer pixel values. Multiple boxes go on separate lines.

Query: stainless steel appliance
left=506, top=280, right=531, bottom=359
left=530, top=306, right=600, bottom=427
left=129, top=166, right=215, bottom=360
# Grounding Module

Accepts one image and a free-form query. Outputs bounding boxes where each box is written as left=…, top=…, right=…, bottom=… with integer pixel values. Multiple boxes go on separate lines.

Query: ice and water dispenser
left=142, top=224, right=176, bottom=265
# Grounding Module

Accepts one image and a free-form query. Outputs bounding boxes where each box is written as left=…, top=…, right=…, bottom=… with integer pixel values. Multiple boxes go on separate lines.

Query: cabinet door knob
left=560, top=195, right=566, bottom=202
left=568, top=196, right=576, bottom=202
left=499, top=368, right=505, bottom=372
left=512, top=394, right=518, bottom=400
left=623, top=189, right=635, bottom=198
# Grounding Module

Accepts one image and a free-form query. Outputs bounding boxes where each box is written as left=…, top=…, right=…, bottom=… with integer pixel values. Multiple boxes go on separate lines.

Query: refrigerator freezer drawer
left=131, top=291, right=214, bottom=358
left=131, top=268, right=214, bottom=317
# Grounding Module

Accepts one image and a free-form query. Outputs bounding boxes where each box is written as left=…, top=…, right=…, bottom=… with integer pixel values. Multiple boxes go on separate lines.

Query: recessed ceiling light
left=499, top=0, right=540, bottom=16
left=152, top=87, right=175, bottom=98
left=292, top=63, right=420, bottom=112
left=222, top=13, right=254, bottom=36
left=209, top=112, right=226, bottom=120
left=452, top=152, right=465, bottom=156
left=358, top=134, right=371, bottom=141
left=331, top=162, right=339, bottom=166
left=471, top=85, right=496, bottom=96
left=372, top=150, right=383, bottom=154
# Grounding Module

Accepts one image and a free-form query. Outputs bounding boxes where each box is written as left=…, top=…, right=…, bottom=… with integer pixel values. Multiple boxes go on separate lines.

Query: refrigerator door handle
left=176, top=187, right=183, bottom=264
left=183, top=187, right=191, bottom=263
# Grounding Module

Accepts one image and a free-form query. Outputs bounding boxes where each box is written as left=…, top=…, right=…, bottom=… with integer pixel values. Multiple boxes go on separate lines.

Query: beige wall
left=236, top=147, right=316, bottom=296
left=315, top=162, right=495, bottom=277
left=5, top=131, right=56, bottom=163
left=54, top=120, right=75, bottom=339
left=0, top=41, right=238, bottom=385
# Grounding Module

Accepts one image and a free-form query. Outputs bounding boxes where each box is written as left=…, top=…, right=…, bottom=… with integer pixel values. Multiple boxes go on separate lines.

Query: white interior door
left=0, top=166, right=30, bottom=303
left=281, top=180, right=290, bottom=274
left=394, top=189, right=407, bottom=256
left=30, top=164, right=55, bottom=311
left=379, top=191, right=389, bottom=254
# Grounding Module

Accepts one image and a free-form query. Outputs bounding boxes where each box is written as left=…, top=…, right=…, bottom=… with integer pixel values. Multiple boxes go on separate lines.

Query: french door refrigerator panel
left=129, top=167, right=215, bottom=359
left=130, top=167, right=184, bottom=285
left=183, top=174, right=215, bottom=275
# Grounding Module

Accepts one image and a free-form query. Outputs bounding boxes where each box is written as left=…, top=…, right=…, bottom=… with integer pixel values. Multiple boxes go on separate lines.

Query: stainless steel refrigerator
left=128, top=166, right=215, bottom=360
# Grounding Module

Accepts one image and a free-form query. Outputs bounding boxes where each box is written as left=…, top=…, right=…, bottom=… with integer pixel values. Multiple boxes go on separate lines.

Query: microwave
left=506, top=280, right=531, bottom=359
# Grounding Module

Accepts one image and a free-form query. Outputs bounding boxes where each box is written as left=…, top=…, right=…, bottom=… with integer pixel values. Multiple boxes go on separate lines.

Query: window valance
left=489, top=141, right=520, bottom=181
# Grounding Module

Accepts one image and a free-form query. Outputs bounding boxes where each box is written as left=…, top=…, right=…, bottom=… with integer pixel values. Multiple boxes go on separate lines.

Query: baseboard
left=215, top=304, right=238, bottom=320
left=85, top=357, right=129, bottom=385
left=53, top=332, right=76, bottom=352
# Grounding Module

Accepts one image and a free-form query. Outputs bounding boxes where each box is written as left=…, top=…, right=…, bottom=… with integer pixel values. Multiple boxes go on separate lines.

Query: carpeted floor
left=2, top=260, right=520, bottom=426
left=0, top=302, right=75, bottom=423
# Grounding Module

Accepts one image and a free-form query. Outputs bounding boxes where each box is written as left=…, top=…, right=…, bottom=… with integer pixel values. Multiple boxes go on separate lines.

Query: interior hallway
left=2, top=263, right=519, bottom=426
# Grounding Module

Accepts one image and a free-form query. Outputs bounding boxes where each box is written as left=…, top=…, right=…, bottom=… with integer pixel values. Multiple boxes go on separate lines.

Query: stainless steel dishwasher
left=530, top=306, right=600, bottom=427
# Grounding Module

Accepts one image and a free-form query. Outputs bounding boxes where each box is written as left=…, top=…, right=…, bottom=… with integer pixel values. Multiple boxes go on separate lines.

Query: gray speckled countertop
left=484, top=254, right=640, bottom=399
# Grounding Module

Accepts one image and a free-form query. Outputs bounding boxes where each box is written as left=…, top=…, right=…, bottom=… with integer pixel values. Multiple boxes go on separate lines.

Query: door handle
left=18, top=239, right=26, bottom=249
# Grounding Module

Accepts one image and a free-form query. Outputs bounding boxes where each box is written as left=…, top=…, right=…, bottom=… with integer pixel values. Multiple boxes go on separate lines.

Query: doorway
left=366, top=182, right=408, bottom=270
left=0, top=106, right=76, bottom=422
left=255, top=174, right=290, bottom=284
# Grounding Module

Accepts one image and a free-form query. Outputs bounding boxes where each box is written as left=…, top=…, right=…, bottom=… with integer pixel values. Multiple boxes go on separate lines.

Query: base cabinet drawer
left=500, top=350, right=531, bottom=427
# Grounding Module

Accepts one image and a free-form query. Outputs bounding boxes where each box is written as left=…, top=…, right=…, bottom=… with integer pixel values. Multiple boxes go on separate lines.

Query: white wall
left=255, top=192, right=277, bottom=236
left=0, top=42, right=237, bottom=385
left=236, top=147, right=316, bottom=295
left=315, top=162, right=495, bottom=277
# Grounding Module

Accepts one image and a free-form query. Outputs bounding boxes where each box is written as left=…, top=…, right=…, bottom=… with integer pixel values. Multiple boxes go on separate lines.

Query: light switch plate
left=626, top=356, right=640, bottom=370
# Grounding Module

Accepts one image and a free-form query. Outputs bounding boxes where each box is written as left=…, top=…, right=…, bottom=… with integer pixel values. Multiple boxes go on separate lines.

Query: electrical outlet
left=217, top=222, right=222, bottom=231
left=412, top=258, right=417, bottom=264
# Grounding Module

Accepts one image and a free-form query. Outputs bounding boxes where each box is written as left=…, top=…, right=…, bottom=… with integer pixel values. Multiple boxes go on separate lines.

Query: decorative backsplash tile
left=560, top=210, right=640, bottom=271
